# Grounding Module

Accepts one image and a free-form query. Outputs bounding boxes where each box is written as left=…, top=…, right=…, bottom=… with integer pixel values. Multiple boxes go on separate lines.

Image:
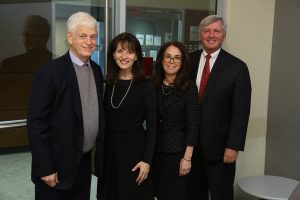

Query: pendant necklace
left=110, top=79, right=133, bottom=109
left=161, top=83, right=173, bottom=95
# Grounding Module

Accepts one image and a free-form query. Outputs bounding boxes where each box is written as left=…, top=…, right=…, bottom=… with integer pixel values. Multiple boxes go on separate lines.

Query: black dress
left=99, top=79, right=157, bottom=200
left=153, top=82, right=199, bottom=200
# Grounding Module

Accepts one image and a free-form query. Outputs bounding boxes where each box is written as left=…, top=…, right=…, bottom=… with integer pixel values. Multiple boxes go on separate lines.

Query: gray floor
left=0, top=151, right=255, bottom=200
left=0, top=151, right=97, bottom=200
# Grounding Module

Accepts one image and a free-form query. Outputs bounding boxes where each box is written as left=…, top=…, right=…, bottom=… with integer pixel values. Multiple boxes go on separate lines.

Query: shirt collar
left=69, top=49, right=91, bottom=67
left=202, top=48, right=221, bottom=60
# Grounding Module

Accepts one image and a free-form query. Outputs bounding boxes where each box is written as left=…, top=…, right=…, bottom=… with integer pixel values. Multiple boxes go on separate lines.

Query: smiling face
left=162, top=45, right=182, bottom=77
left=67, top=25, right=97, bottom=63
left=113, top=42, right=137, bottom=72
left=200, top=20, right=226, bottom=54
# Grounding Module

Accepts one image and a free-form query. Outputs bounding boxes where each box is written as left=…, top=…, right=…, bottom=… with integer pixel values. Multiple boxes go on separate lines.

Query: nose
left=169, top=57, right=176, bottom=63
left=85, top=37, right=92, bottom=45
left=121, top=51, right=129, bottom=57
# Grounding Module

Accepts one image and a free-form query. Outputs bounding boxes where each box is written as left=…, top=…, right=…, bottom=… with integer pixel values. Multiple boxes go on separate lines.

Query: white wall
left=222, top=0, right=276, bottom=196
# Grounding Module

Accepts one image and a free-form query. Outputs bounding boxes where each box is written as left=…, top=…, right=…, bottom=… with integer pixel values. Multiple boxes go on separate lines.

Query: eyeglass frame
left=163, top=54, right=182, bottom=63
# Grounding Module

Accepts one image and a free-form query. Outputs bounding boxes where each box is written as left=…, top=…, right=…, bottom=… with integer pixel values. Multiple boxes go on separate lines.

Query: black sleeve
left=27, top=64, right=56, bottom=177
left=142, top=80, right=157, bottom=164
left=184, top=83, right=200, bottom=146
left=227, top=63, right=251, bottom=151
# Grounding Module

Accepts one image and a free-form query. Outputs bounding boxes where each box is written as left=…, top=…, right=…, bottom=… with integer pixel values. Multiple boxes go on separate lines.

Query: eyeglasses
left=163, top=55, right=182, bottom=63
left=78, top=34, right=98, bottom=41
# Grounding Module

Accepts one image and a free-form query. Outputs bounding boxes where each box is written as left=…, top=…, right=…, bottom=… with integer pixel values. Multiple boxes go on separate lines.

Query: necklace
left=110, top=79, right=133, bottom=109
left=161, top=83, right=173, bottom=95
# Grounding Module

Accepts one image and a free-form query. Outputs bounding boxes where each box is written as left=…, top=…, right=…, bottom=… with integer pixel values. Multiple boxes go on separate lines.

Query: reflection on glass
left=1, top=15, right=52, bottom=73
left=0, top=0, right=109, bottom=149
left=0, top=14, right=52, bottom=121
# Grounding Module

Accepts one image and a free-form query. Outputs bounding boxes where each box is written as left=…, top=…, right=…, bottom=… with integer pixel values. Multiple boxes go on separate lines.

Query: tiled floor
left=0, top=151, right=97, bottom=200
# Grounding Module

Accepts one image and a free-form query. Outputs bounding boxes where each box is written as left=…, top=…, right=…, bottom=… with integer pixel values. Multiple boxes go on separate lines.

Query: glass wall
left=126, top=0, right=217, bottom=59
left=0, top=0, right=111, bottom=148
left=0, top=0, right=217, bottom=148
left=125, top=0, right=217, bottom=74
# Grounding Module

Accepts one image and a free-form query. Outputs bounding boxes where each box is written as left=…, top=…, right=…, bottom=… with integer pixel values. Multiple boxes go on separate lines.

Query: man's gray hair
left=199, top=15, right=226, bottom=33
left=67, top=12, right=97, bottom=33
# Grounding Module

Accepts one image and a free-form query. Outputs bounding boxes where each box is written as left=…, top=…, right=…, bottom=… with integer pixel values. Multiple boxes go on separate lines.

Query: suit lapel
left=190, top=50, right=202, bottom=81
left=63, top=52, right=83, bottom=121
left=201, top=49, right=226, bottom=103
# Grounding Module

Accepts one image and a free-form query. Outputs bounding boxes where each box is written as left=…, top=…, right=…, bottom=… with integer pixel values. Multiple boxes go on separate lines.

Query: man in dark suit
left=188, top=15, right=251, bottom=200
left=27, top=12, right=104, bottom=200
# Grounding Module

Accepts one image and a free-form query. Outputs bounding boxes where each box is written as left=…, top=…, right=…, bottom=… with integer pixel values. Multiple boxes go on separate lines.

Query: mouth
left=83, top=46, right=94, bottom=51
left=206, top=39, right=216, bottom=44
left=166, top=65, right=178, bottom=70
left=119, top=59, right=132, bottom=65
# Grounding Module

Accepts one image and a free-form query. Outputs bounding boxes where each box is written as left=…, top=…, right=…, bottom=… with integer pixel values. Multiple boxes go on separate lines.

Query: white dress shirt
left=195, top=49, right=221, bottom=90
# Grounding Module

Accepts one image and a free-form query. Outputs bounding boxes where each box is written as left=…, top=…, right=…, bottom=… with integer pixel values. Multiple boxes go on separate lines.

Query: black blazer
left=27, top=52, right=105, bottom=189
left=155, top=83, right=199, bottom=153
left=190, top=49, right=251, bottom=160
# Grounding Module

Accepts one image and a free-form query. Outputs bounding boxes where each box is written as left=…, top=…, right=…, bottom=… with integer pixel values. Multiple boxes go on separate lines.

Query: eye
left=90, top=35, right=97, bottom=40
left=164, top=54, right=172, bottom=59
left=174, top=56, right=182, bottom=61
left=79, top=34, right=87, bottom=39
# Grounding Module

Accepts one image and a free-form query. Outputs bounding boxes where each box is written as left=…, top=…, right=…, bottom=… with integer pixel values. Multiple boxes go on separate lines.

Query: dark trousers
left=187, top=148, right=236, bottom=200
left=35, top=152, right=92, bottom=200
left=153, top=152, right=189, bottom=200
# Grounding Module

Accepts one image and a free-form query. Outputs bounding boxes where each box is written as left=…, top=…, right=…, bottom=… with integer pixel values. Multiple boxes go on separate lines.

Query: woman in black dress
left=97, top=32, right=156, bottom=200
left=153, top=42, right=199, bottom=200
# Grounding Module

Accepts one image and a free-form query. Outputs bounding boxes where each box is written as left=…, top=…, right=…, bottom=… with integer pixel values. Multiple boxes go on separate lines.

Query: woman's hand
left=179, top=158, right=191, bottom=176
left=132, top=161, right=150, bottom=185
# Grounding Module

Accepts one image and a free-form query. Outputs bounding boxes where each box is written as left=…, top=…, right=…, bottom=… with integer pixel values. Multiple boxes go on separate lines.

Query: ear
left=66, top=32, right=73, bottom=45
left=223, top=32, right=226, bottom=42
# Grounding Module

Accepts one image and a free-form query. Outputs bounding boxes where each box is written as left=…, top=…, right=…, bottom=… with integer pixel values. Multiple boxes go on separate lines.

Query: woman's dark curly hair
left=106, top=32, right=144, bottom=85
left=153, top=41, right=191, bottom=93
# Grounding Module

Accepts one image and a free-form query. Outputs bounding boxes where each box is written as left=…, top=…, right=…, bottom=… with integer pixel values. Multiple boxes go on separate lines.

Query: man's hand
left=41, top=172, right=59, bottom=187
left=223, top=148, right=238, bottom=164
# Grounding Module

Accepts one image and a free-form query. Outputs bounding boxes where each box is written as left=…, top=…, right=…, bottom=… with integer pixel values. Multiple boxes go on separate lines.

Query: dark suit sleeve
left=27, top=65, right=56, bottom=177
left=142, top=80, right=157, bottom=164
left=227, top=63, right=251, bottom=151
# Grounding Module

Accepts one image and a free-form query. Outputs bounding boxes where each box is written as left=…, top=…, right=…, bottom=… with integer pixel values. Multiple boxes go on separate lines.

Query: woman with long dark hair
left=153, top=41, right=199, bottom=200
left=97, top=32, right=156, bottom=200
